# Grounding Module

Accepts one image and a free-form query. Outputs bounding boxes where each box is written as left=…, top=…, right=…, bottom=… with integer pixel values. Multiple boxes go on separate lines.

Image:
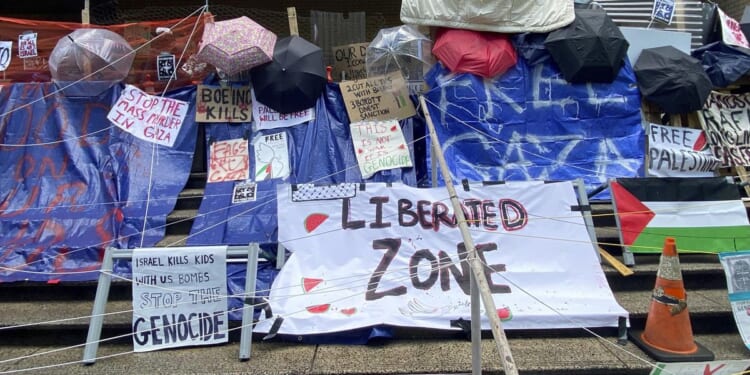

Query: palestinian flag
left=611, top=177, right=750, bottom=254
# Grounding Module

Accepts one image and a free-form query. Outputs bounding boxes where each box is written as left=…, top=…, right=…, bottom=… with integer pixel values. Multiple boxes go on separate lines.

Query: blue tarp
left=0, top=83, right=197, bottom=281
left=422, top=58, right=645, bottom=197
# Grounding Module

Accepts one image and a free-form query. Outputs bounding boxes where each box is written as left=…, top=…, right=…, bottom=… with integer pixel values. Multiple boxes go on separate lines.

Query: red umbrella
left=432, top=28, right=517, bottom=78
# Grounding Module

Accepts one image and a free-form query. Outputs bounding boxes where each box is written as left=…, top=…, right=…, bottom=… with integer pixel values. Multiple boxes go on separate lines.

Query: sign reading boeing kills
left=701, top=91, right=750, bottom=167
left=108, top=84, right=188, bottom=147
left=132, top=247, right=228, bottom=352
left=253, top=181, right=626, bottom=336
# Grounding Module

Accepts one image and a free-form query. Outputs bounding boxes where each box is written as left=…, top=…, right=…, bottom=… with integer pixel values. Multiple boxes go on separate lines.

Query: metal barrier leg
left=82, top=247, right=115, bottom=365
left=239, top=243, right=259, bottom=361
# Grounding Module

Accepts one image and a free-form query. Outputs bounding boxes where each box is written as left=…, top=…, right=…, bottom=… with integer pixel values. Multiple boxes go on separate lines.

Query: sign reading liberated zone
left=350, top=120, right=412, bottom=178
left=107, top=84, right=188, bottom=147
left=340, top=71, right=416, bottom=122
left=196, top=85, right=252, bottom=123
left=253, top=181, right=626, bottom=336
left=132, top=247, right=228, bottom=352
left=701, top=91, right=750, bottom=167
left=647, top=123, right=719, bottom=177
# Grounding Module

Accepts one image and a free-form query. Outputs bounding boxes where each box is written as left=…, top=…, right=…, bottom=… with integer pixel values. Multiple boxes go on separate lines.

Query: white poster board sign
left=718, top=8, right=750, bottom=49
left=647, top=123, right=719, bottom=177
left=720, top=251, right=750, bottom=351
left=108, top=84, right=188, bottom=147
left=350, top=120, right=412, bottom=178
left=17, top=32, right=36, bottom=58
left=252, top=89, right=314, bottom=130
left=651, top=0, right=675, bottom=25
left=253, top=132, right=290, bottom=180
left=132, top=246, right=228, bottom=352
left=253, top=181, right=627, bottom=336
left=208, top=138, right=250, bottom=183
left=0, top=41, right=11, bottom=71
left=700, top=91, right=750, bottom=167
left=232, top=181, right=257, bottom=204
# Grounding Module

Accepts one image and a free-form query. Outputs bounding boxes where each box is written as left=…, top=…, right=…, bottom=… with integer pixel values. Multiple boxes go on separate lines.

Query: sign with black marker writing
left=647, top=123, right=719, bottom=177
left=196, top=85, right=252, bottom=123
left=350, top=120, right=412, bottom=178
left=0, top=41, right=11, bottom=71
left=132, top=246, right=228, bottom=352
left=340, top=71, right=416, bottom=122
left=332, top=42, right=368, bottom=81
left=701, top=91, right=750, bottom=167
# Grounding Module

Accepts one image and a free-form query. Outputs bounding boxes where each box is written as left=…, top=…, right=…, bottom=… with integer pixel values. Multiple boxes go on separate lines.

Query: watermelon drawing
left=306, top=304, right=331, bottom=314
left=302, top=277, right=323, bottom=293
left=304, top=213, right=328, bottom=233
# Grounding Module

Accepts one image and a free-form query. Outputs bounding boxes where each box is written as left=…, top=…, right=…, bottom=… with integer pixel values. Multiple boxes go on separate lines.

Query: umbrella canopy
left=432, top=28, right=517, bottom=78
left=49, top=28, right=134, bottom=83
left=365, top=25, right=434, bottom=80
left=634, top=46, right=713, bottom=114
left=692, top=41, right=750, bottom=88
left=543, top=8, right=629, bottom=83
left=251, top=36, right=326, bottom=114
left=195, top=16, right=276, bottom=76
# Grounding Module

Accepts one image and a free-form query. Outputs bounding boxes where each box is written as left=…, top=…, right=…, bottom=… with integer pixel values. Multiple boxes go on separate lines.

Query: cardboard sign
left=232, top=181, right=257, bottom=203
left=196, top=85, right=252, bottom=123
left=253, top=132, right=290, bottom=180
left=254, top=181, right=627, bottom=336
left=0, top=41, right=11, bottom=71
left=340, top=71, right=416, bottom=122
left=157, top=53, right=176, bottom=81
left=701, top=91, right=750, bottom=167
left=208, top=138, right=250, bottom=183
left=647, top=123, right=719, bottom=177
left=350, top=120, right=412, bottom=178
left=651, top=0, right=675, bottom=24
left=107, top=84, right=188, bottom=147
left=252, top=89, right=314, bottom=130
left=718, top=8, right=750, bottom=49
left=131, top=246, right=228, bottom=352
left=332, top=42, right=368, bottom=81
left=17, top=32, right=37, bottom=59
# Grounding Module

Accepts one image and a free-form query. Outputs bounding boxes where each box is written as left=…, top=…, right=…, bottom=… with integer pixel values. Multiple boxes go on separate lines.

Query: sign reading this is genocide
left=208, top=138, right=250, bottom=183
left=332, top=42, right=368, bottom=81
left=107, top=84, right=188, bottom=147
left=647, top=123, right=719, bottom=177
left=340, top=71, right=416, bottom=122
left=700, top=91, right=750, bottom=167
left=350, top=120, right=412, bottom=178
left=196, top=85, right=252, bottom=123
left=132, top=246, right=228, bottom=352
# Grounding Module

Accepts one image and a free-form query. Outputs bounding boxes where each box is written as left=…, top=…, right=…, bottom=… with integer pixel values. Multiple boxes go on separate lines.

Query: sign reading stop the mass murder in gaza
left=700, top=91, right=750, bottom=167
left=339, top=71, right=416, bottom=122
left=131, top=246, right=228, bottom=352
left=107, top=84, right=188, bottom=147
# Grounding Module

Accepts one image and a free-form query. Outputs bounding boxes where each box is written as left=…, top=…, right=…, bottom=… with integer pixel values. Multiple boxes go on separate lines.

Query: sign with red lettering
left=340, top=71, right=416, bottom=122
left=107, top=84, right=188, bottom=147
left=253, top=181, right=627, bottom=336
left=132, top=246, right=228, bottom=352
left=350, top=120, right=412, bottom=178
left=647, top=123, right=719, bottom=177
left=253, top=132, right=290, bottom=180
left=251, top=89, right=314, bottom=130
left=196, top=85, right=252, bottom=123
left=17, top=32, right=37, bottom=58
left=718, top=8, right=750, bottom=49
left=700, top=91, right=750, bottom=167
left=208, top=138, right=250, bottom=183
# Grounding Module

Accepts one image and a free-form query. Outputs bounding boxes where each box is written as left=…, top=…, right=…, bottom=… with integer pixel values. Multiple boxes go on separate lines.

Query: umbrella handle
left=326, top=66, right=333, bottom=83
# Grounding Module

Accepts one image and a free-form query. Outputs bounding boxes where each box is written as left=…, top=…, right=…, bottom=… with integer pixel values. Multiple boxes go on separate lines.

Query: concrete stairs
left=0, top=176, right=745, bottom=374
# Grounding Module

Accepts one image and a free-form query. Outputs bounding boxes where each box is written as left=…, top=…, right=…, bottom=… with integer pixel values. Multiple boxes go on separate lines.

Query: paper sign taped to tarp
left=253, top=181, right=627, bottom=335
left=719, top=251, right=750, bottom=351
left=196, top=84, right=252, bottom=123
left=253, top=131, right=290, bottom=180
left=700, top=91, right=750, bottom=167
left=718, top=8, right=750, bottom=49
left=0, top=41, right=11, bottom=71
left=340, top=71, right=416, bottom=122
left=350, top=120, right=412, bottom=178
left=332, top=42, right=368, bottom=81
left=132, top=246, right=228, bottom=352
left=251, top=89, right=314, bottom=129
left=108, top=84, right=188, bottom=147
left=208, top=138, right=250, bottom=183
left=647, top=123, right=719, bottom=177
left=17, top=32, right=36, bottom=58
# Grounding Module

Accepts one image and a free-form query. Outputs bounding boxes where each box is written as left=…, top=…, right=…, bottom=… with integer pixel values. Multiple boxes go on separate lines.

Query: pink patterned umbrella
left=195, top=16, right=276, bottom=75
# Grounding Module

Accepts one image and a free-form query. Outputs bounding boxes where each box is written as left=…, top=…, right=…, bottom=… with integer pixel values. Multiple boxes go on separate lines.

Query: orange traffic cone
left=629, top=237, right=714, bottom=362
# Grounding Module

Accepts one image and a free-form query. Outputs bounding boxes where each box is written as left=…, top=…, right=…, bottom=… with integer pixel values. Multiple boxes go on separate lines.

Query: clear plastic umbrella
left=365, top=25, right=434, bottom=81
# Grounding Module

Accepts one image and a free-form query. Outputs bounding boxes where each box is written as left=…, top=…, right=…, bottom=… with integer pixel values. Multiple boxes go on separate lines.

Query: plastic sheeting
left=422, top=56, right=644, bottom=198
left=692, top=41, right=750, bottom=88
left=0, top=83, right=197, bottom=282
left=400, top=0, right=575, bottom=34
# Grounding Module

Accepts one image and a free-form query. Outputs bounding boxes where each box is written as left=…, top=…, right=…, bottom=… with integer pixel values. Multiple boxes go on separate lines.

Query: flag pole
left=419, top=95, right=518, bottom=375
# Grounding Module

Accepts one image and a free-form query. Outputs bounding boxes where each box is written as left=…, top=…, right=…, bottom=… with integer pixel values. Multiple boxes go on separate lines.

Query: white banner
left=719, top=251, right=750, bottom=351
left=132, top=247, right=228, bottom=352
left=701, top=91, right=750, bottom=167
left=647, top=123, right=719, bottom=177
left=108, top=84, right=189, bottom=147
left=252, top=89, right=314, bottom=130
left=254, top=181, right=627, bottom=335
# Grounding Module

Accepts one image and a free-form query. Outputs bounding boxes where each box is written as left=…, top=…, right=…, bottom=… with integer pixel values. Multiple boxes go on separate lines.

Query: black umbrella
left=543, top=8, right=629, bottom=83
left=251, top=36, right=326, bottom=114
left=692, top=41, right=750, bottom=88
left=634, top=46, right=713, bottom=114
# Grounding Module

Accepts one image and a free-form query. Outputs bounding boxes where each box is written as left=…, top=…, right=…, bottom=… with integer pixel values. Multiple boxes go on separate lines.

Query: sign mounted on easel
left=131, top=246, right=228, bottom=352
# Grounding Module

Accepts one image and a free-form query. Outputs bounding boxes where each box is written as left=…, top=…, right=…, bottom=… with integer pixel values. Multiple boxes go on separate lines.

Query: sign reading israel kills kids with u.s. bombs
left=132, top=246, right=228, bottom=352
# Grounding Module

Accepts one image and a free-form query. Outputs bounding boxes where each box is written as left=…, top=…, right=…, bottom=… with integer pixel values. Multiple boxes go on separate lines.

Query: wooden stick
left=599, top=247, right=634, bottom=277
left=419, top=96, right=519, bottom=375
left=287, top=7, right=299, bottom=36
